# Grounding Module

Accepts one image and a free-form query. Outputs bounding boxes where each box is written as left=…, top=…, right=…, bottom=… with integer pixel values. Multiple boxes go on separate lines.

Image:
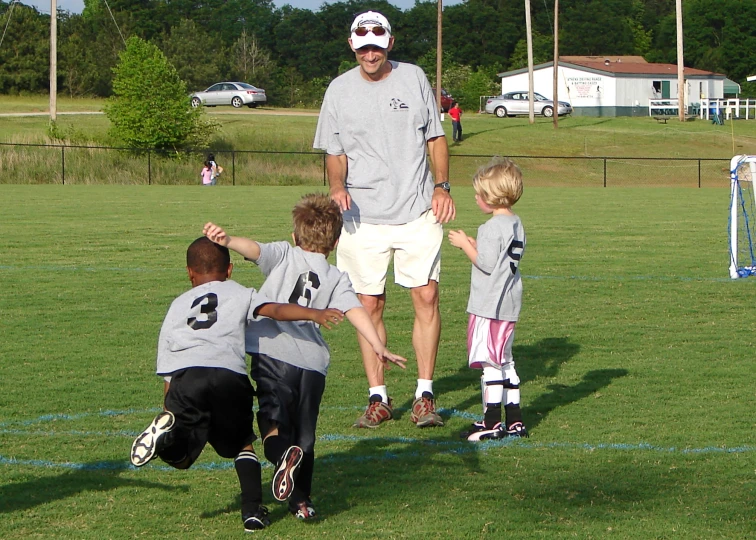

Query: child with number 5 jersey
left=448, top=157, right=529, bottom=441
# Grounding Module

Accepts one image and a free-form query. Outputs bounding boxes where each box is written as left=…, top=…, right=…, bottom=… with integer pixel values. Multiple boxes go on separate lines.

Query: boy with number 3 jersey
left=204, top=193, right=406, bottom=521
left=129, top=237, right=345, bottom=533
left=448, top=158, right=529, bottom=441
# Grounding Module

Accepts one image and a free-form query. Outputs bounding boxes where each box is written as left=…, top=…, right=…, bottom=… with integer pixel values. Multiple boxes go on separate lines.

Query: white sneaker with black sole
left=130, top=411, right=175, bottom=467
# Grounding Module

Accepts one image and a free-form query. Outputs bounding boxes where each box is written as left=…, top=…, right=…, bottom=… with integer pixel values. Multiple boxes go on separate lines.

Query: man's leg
left=356, top=292, right=387, bottom=387
left=409, top=280, right=444, bottom=427
left=352, top=292, right=395, bottom=428
left=235, top=443, right=269, bottom=531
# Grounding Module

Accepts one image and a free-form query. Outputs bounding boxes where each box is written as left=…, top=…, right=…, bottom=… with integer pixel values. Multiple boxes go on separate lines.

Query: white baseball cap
left=350, top=11, right=392, bottom=50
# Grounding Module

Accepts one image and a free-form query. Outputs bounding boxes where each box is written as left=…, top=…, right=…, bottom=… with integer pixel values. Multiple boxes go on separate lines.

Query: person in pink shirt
left=201, top=161, right=214, bottom=186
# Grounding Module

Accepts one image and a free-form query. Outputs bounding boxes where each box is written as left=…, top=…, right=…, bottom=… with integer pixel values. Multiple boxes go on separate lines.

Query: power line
left=0, top=0, right=19, bottom=49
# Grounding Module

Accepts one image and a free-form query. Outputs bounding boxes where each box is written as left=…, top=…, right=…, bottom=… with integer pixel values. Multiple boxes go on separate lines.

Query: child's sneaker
left=353, top=394, right=393, bottom=428
left=290, top=499, right=317, bottom=520
left=242, top=505, right=270, bottom=532
left=130, top=411, right=175, bottom=467
left=506, top=422, right=529, bottom=438
left=272, top=445, right=303, bottom=501
left=410, top=391, right=444, bottom=427
left=462, top=421, right=506, bottom=441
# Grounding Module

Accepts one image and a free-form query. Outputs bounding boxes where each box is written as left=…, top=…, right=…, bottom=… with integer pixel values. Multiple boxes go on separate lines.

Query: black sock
left=290, top=452, right=314, bottom=503
left=504, top=403, right=523, bottom=428
left=484, top=403, right=502, bottom=429
left=263, top=435, right=290, bottom=466
left=235, top=450, right=262, bottom=515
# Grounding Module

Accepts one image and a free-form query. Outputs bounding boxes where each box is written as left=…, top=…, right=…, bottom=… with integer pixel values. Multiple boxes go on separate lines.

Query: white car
left=485, top=92, right=572, bottom=118
left=190, top=82, right=267, bottom=109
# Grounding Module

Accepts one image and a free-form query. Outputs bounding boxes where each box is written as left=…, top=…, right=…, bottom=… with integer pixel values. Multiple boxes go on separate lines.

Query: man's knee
left=358, top=293, right=385, bottom=316
left=410, top=281, right=439, bottom=310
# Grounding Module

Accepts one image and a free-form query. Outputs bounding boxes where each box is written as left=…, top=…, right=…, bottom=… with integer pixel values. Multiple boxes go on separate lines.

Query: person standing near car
left=449, top=101, right=463, bottom=143
left=313, top=11, right=455, bottom=429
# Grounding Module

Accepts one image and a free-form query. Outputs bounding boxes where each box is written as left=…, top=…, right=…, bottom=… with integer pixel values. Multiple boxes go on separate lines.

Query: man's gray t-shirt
left=246, top=242, right=363, bottom=376
left=156, top=280, right=269, bottom=376
left=467, top=215, right=526, bottom=321
left=313, top=61, right=445, bottom=225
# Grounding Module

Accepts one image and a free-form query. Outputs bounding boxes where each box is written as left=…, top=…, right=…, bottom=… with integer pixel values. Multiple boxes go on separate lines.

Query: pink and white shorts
left=467, top=314, right=516, bottom=370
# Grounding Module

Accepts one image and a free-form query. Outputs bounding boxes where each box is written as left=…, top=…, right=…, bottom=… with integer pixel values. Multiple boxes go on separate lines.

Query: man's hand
left=329, top=185, right=352, bottom=213
left=203, top=222, right=229, bottom=246
left=432, top=189, right=456, bottom=224
left=314, top=308, right=345, bottom=330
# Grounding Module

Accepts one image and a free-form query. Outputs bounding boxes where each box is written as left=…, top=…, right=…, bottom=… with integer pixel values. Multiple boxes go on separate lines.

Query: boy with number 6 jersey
left=448, top=158, right=529, bottom=441
left=129, top=237, right=345, bottom=533
left=204, top=193, right=406, bottom=520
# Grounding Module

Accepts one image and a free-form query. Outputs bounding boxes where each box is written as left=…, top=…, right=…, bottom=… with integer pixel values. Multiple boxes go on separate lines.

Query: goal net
left=729, top=155, right=756, bottom=278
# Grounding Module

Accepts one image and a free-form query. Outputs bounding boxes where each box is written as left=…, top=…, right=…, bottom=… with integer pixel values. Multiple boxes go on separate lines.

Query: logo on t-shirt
left=389, top=98, right=409, bottom=111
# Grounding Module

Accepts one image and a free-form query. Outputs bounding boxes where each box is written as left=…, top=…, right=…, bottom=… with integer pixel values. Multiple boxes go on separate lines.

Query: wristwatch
left=434, top=181, right=451, bottom=192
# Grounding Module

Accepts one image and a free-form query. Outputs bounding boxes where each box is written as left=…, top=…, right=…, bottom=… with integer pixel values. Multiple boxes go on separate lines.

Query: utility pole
left=553, top=0, right=559, bottom=129
left=436, top=0, right=443, bottom=115
left=525, top=0, right=534, bottom=124
left=50, top=0, right=57, bottom=121
left=676, top=0, right=684, bottom=122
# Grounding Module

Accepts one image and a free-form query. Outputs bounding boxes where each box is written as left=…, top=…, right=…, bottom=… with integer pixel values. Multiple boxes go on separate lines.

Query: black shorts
left=162, top=367, right=257, bottom=464
left=250, top=353, right=325, bottom=454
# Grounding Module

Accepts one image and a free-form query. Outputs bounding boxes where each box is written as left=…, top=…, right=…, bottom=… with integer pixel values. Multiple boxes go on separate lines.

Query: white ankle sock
left=369, top=385, right=388, bottom=403
left=415, top=379, right=433, bottom=399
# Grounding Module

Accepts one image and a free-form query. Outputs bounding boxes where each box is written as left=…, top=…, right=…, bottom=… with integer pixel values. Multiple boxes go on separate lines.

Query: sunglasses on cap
left=353, top=25, right=388, bottom=37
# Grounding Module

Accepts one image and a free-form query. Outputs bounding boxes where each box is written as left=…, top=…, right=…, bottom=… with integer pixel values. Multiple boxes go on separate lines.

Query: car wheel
left=232, top=96, right=243, bottom=108
left=542, top=106, right=554, bottom=118
left=190, top=97, right=202, bottom=108
left=494, top=106, right=507, bottom=118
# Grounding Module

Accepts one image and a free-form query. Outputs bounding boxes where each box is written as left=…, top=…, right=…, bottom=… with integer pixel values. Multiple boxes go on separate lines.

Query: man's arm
left=326, top=154, right=351, bottom=212
left=256, top=303, right=345, bottom=330
left=203, top=222, right=261, bottom=262
left=427, top=136, right=456, bottom=224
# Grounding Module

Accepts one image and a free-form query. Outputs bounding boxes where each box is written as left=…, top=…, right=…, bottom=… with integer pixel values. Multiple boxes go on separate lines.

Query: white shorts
left=467, top=314, right=516, bottom=370
left=337, top=210, right=442, bottom=295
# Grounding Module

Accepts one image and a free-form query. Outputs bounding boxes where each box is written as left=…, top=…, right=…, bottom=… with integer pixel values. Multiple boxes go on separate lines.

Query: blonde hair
left=472, top=157, right=523, bottom=208
left=292, top=193, right=343, bottom=254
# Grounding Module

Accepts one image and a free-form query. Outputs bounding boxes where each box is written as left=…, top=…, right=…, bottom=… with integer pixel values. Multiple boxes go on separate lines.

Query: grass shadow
left=0, top=461, right=186, bottom=514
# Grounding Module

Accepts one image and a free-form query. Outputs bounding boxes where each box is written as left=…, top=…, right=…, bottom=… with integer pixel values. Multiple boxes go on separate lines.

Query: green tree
left=508, top=31, right=553, bottom=71
left=229, top=30, right=275, bottom=89
left=105, top=36, right=215, bottom=150
left=160, top=19, right=222, bottom=92
left=0, top=4, right=49, bottom=94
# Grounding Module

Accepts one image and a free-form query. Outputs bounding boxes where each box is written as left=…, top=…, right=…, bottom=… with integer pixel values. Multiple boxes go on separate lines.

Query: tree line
left=1, top=0, right=754, bottom=111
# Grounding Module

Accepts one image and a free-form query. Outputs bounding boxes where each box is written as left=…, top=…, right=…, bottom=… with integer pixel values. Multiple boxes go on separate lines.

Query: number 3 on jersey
left=187, top=293, right=218, bottom=330
left=289, top=271, right=321, bottom=307
left=508, top=240, right=524, bottom=274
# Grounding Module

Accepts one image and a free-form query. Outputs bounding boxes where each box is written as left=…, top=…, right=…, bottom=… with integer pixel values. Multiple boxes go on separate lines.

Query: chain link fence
left=0, top=142, right=730, bottom=188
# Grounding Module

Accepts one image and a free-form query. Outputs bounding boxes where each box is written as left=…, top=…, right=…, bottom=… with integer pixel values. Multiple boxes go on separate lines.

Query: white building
left=497, top=56, right=731, bottom=117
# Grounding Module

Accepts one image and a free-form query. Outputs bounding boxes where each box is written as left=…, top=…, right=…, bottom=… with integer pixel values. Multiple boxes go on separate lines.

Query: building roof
left=498, top=57, right=725, bottom=79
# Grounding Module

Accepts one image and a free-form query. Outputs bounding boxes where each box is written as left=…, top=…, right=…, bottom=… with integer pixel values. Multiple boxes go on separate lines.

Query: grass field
left=1, top=184, right=754, bottom=538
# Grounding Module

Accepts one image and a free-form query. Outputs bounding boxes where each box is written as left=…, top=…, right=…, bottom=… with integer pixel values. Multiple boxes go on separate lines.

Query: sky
left=21, top=0, right=462, bottom=16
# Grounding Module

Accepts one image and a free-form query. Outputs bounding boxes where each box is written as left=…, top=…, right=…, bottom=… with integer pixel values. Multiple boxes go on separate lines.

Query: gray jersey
left=467, top=215, right=526, bottom=321
left=313, top=62, right=445, bottom=225
left=246, top=242, right=363, bottom=375
left=156, top=280, right=269, bottom=376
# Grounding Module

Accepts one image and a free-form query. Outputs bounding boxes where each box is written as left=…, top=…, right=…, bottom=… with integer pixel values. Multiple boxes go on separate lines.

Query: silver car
left=190, top=82, right=267, bottom=109
left=485, top=92, right=572, bottom=118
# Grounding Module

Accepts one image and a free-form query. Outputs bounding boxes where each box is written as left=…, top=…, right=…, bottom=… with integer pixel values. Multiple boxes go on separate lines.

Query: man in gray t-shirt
left=313, top=10, right=456, bottom=429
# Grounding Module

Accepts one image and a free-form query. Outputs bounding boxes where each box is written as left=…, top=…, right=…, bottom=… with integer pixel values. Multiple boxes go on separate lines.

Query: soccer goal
left=729, top=155, right=756, bottom=278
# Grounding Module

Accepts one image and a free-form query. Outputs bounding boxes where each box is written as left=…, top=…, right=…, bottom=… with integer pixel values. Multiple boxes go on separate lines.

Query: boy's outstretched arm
left=257, top=303, right=345, bottom=330
left=203, top=222, right=261, bottom=262
left=345, top=307, right=407, bottom=369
